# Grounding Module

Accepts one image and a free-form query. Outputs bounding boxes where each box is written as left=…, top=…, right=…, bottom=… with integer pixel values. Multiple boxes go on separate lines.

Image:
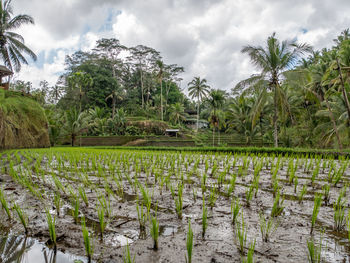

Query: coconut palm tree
left=0, top=0, right=37, bottom=72
left=168, top=102, right=187, bottom=125
left=207, top=89, right=226, bottom=146
left=105, top=88, right=124, bottom=119
left=49, top=85, right=64, bottom=104
left=63, top=108, right=90, bottom=146
left=237, top=33, right=312, bottom=147
left=188, top=77, right=210, bottom=131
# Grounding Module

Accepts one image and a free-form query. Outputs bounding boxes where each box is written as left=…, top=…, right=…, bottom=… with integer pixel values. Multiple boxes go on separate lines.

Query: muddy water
left=1, top=149, right=350, bottom=262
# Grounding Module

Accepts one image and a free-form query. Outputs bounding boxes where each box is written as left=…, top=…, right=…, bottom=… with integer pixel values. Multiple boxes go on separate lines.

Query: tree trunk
left=325, top=98, right=343, bottom=149
left=218, top=127, right=220, bottom=146
left=112, top=96, right=116, bottom=119
left=197, top=94, right=200, bottom=132
left=336, top=58, right=350, bottom=126
left=140, top=66, right=144, bottom=109
left=273, top=82, right=279, bottom=147
left=79, top=90, right=82, bottom=113
left=212, top=126, right=215, bottom=147
left=71, top=134, right=75, bottom=147
left=160, top=78, right=163, bottom=121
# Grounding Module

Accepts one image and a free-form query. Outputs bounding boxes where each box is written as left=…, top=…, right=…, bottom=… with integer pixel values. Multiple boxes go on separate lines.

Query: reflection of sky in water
left=0, top=235, right=87, bottom=263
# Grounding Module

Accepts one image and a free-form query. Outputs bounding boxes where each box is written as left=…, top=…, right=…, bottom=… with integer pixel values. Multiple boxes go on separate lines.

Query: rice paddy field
left=0, top=147, right=350, bottom=262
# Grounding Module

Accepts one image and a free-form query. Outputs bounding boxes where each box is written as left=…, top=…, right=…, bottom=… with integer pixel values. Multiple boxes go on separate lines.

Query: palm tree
left=111, top=108, right=126, bottom=135
left=49, top=85, right=64, bottom=104
left=105, top=89, right=124, bottom=119
left=0, top=0, right=37, bottom=72
left=62, top=108, right=90, bottom=146
left=168, top=102, right=187, bottom=125
left=207, top=89, right=226, bottom=146
left=237, top=33, right=311, bottom=147
left=188, top=77, right=210, bottom=131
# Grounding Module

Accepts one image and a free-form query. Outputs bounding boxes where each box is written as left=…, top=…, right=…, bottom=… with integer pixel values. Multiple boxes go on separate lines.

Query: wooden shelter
left=0, top=65, right=13, bottom=90
left=165, top=129, right=180, bottom=137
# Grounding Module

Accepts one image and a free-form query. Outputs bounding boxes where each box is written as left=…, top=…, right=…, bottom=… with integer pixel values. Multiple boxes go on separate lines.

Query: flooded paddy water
left=0, top=147, right=350, bottom=262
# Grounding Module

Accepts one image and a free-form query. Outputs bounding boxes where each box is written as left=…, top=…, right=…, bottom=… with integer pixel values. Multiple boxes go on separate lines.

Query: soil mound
left=0, top=90, right=50, bottom=149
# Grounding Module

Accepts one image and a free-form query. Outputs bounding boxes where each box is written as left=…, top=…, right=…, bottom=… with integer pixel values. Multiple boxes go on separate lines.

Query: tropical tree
left=0, top=0, right=37, bottom=72
left=168, top=102, right=187, bottom=125
left=62, top=108, right=90, bottom=146
left=188, top=77, right=210, bottom=131
left=237, top=33, right=311, bottom=146
left=68, top=71, right=93, bottom=112
left=110, top=108, right=126, bottom=135
left=105, top=88, right=124, bottom=119
left=207, top=89, right=226, bottom=146
left=48, top=85, right=64, bottom=104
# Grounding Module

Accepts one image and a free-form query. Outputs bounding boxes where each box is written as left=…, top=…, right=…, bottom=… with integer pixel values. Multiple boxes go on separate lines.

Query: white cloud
left=6, top=0, right=350, bottom=92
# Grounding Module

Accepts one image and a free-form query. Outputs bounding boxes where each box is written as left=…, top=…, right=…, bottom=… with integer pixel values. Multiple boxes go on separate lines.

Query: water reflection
left=0, top=234, right=87, bottom=263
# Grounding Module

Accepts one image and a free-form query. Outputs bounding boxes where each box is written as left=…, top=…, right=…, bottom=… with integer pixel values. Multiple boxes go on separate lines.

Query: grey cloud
left=12, top=0, right=350, bottom=91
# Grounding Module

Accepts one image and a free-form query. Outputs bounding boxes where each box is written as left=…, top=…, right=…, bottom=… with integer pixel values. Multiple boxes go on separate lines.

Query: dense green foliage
left=8, top=28, right=350, bottom=149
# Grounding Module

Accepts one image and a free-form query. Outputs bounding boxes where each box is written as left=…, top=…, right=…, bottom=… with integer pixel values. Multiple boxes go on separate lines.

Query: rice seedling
left=202, top=197, right=208, bottom=239
left=98, top=194, right=112, bottom=218
left=310, top=194, right=322, bottom=234
left=307, top=235, right=323, bottom=263
left=79, top=186, right=89, bottom=207
left=259, top=212, right=278, bottom=242
left=46, top=210, right=57, bottom=248
left=98, top=205, right=107, bottom=241
left=13, top=203, right=28, bottom=234
left=347, top=211, right=350, bottom=242
left=150, top=214, right=159, bottom=250
left=0, top=188, right=11, bottom=220
left=271, top=191, right=284, bottom=217
left=136, top=200, right=149, bottom=233
left=245, top=184, right=254, bottom=207
left=253, top=175, right=260, bottom=198
left=53, top=192, right=62, bottom=217
left=231, top=198, right=241, bottom=226
left=322, top=184, right=330, bottom=205
left=192, top=188, right=197, bottom=203
left=208, top=186, right=217, bottom=209
left=298, top=184, right=308, bottom=204
left=311, top=164, right=320, bottom=187
left=333, top=195, right=346, bottom=231
left=185, top=219, right=193, bottom=263
left=293, top=176, right=298, bottom=193
left=175, top=183, right=184, bottom=218
left=201, top=173, right=207, bottom=194
left=235, top=213, right=247, bottom=255
left=227, top=173, right=237, bottom=196
left=242, top=239, right=256, bottom=263
left=72, top=198, right=80, bottom=224
left=81, top=216, right=94, bottom=262
left=123, top=242, right=135, bottom=263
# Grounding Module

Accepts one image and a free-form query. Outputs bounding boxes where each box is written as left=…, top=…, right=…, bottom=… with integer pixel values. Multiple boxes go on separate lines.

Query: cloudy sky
left=11, top=0, right=350, bottom=92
